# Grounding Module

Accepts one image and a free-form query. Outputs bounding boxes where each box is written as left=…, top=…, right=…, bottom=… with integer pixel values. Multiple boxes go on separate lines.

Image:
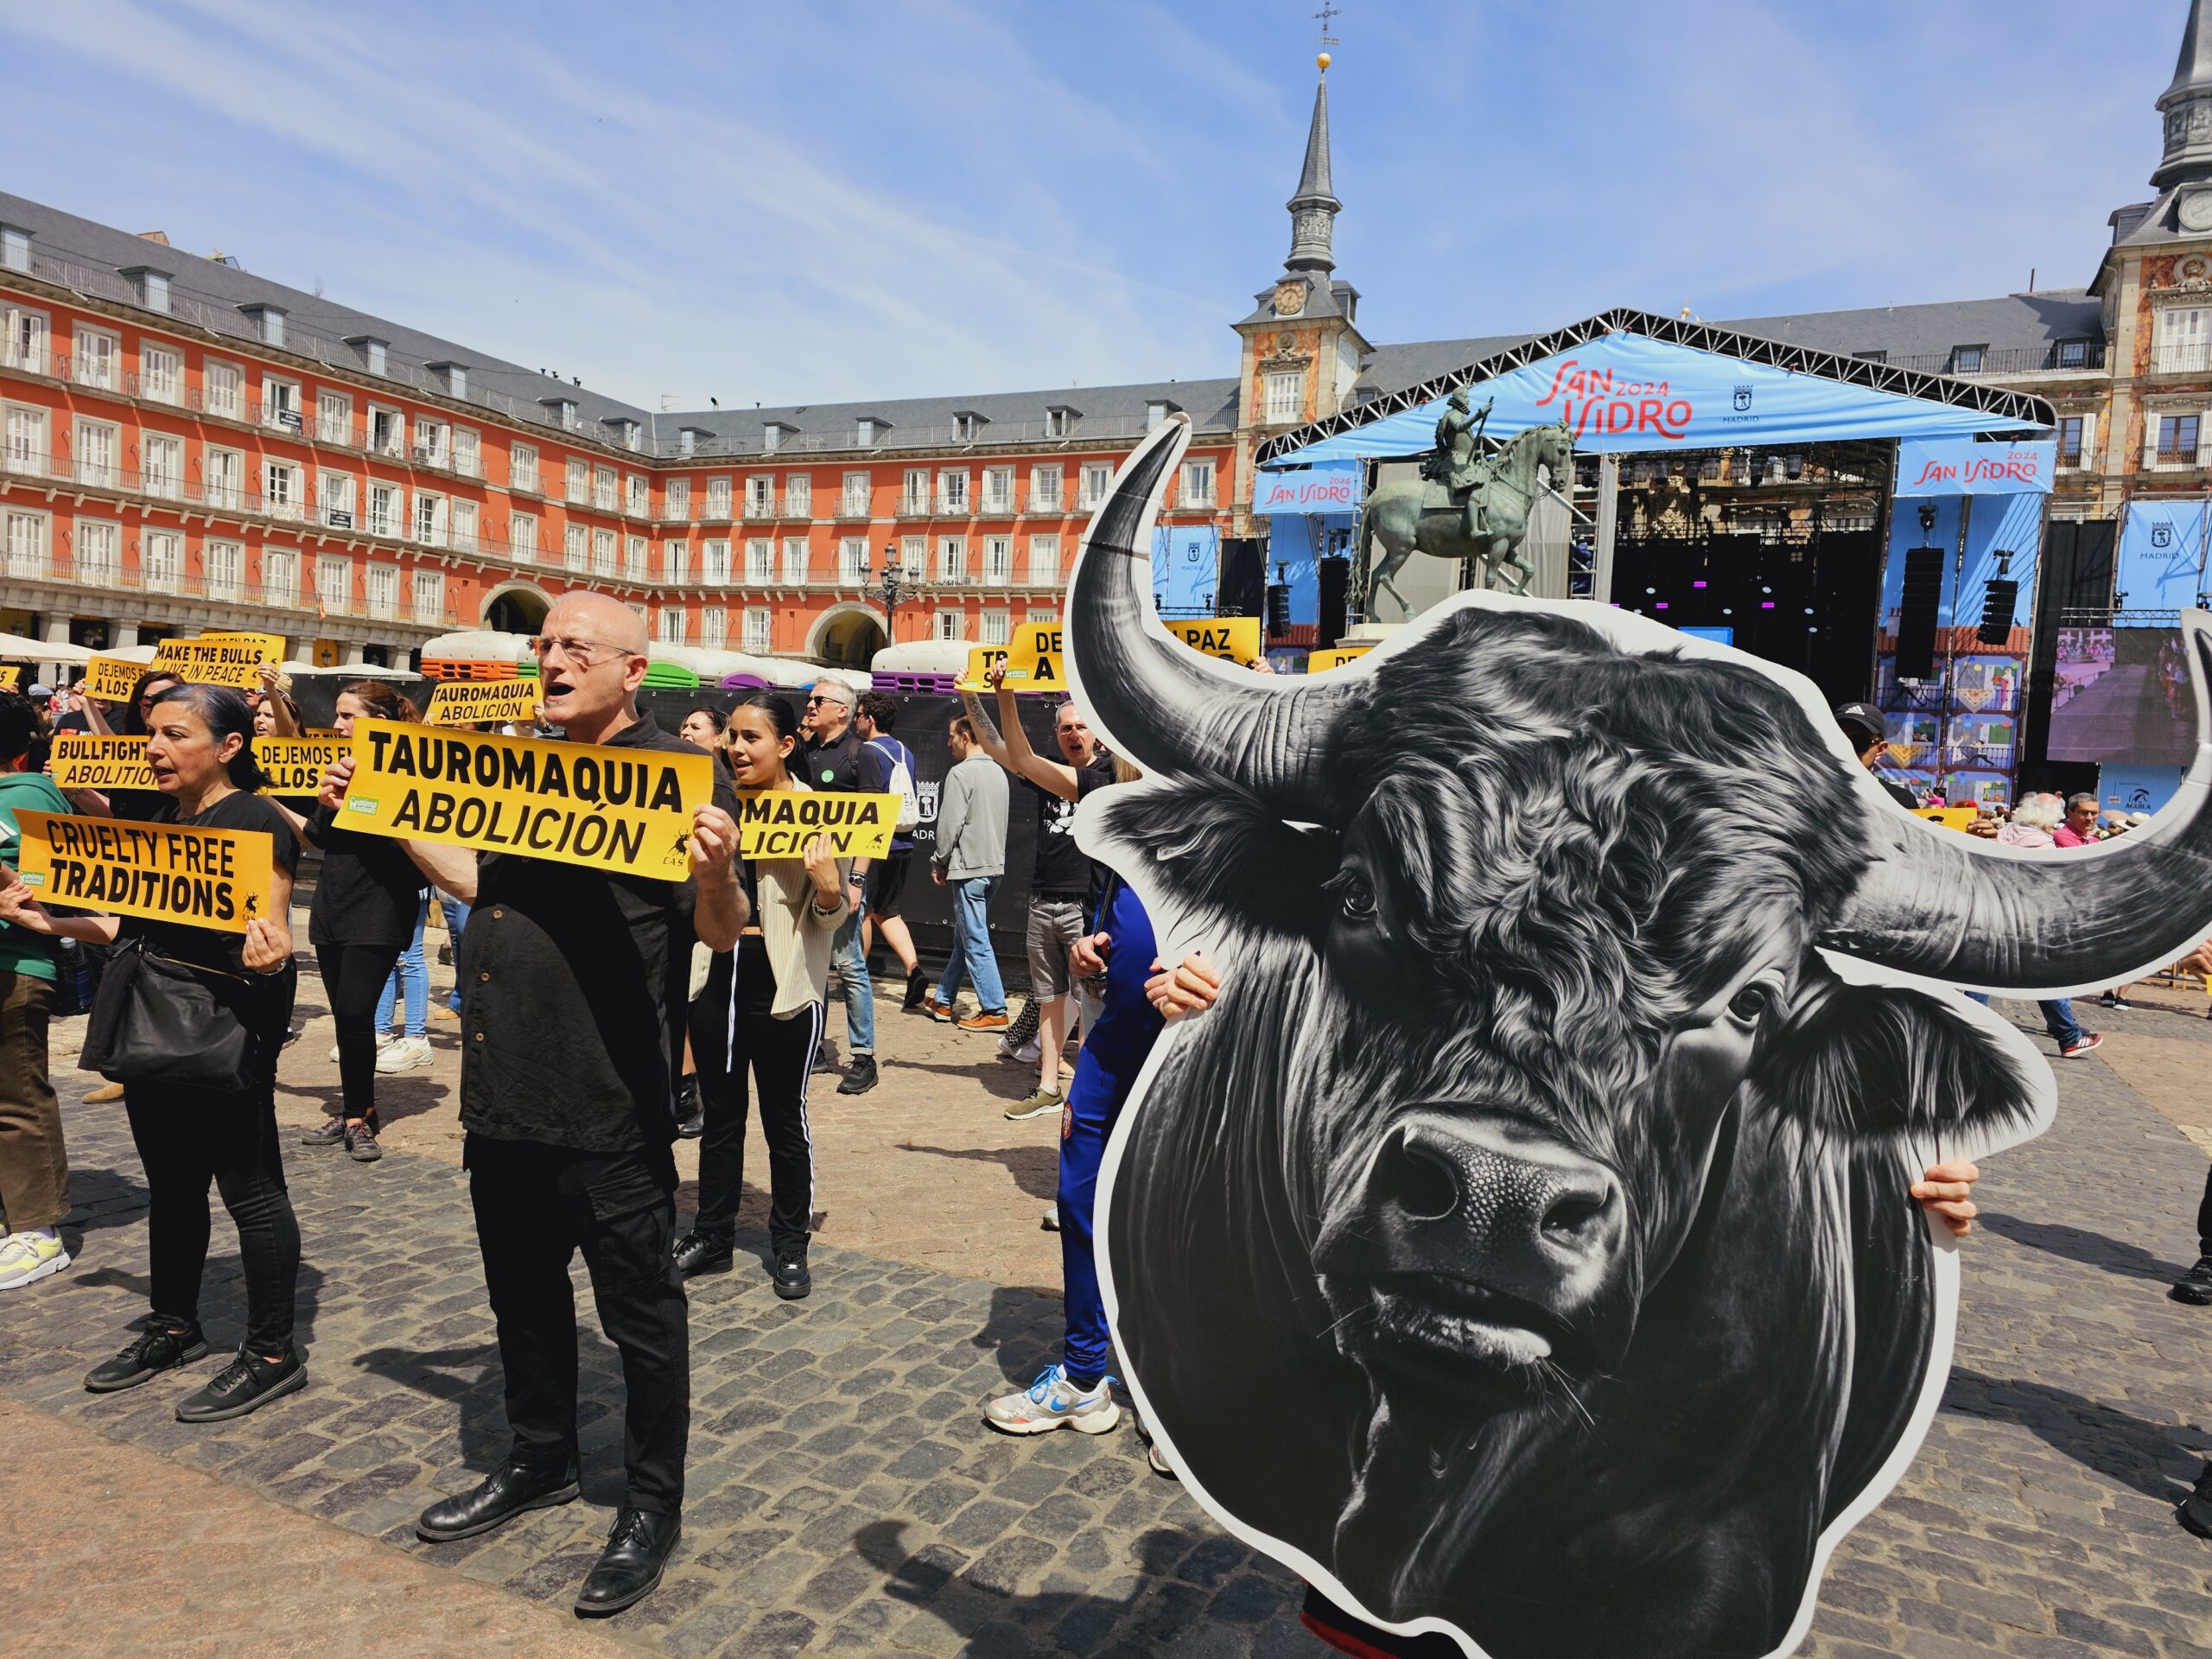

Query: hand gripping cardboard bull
left=1067, top=416, right=2212, bottom=1659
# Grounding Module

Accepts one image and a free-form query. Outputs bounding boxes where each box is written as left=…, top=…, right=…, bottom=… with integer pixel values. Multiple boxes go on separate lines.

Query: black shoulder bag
left=81, top=938, right=258, bottom=1094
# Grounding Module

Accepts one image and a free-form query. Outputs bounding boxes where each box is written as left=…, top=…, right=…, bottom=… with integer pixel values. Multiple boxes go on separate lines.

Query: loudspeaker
left=1218, top=537, right=1265, bottom=618
left=1976, top=577, right=2019, bottom=646
left=1316, top=555, right=1351, bottom=646
left=1266, top=581, right=1292, bottom=638
left=1894, top=546, right=1944, bottom=680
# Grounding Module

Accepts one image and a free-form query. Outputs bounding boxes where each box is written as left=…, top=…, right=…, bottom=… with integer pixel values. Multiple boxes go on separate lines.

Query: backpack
left=869, top=738, right=921, bottom=833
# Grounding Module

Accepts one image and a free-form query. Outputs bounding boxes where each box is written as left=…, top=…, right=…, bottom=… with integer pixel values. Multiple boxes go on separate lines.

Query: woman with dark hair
left=678, top=705, right=728, bottom=753
left=671, top=692, right=844, bottom=1300
left=0, top=683, right=307, bottom=1421
left=296, top=681, right=425, bottom=1161
left=67, top=669, right=184, bottom=823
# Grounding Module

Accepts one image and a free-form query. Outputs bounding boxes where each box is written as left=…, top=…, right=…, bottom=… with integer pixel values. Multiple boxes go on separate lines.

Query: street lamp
left=875, top=541, right=905, bottom=646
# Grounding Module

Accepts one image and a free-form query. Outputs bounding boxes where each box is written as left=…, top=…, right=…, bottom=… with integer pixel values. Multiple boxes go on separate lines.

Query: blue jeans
left=1967, top=991, right=2082, bottom=1047
left=438, top=893, right=469, bottom=1012
left=936, top=876, right=1005, bottom=1014
left=831, top=911, right=874, bottom=1057
left=377, top=899, right=429, bottom=1038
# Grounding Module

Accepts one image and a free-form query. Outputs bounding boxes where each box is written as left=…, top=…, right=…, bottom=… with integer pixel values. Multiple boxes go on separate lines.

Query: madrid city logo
left=2153, top=522, right=2176, bottom=550
left=1732, top=385, right=1754, bottom=412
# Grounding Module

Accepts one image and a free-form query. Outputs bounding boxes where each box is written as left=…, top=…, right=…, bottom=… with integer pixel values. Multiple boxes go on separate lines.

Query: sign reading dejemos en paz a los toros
left=257, top=736, right=346, bottom=796
left=423, top=680, right=543, bottom=727
left=339, top=718, right=711, bottom=879
left=48, top=734, right=156, bottom=791
left=733, top=791, right=900, bottom=859
left=81, top=656, right=147, bottom=704
left=1307, top=645, right=1375, bottom=673
left=149, top=632, right=283, bottom=690
left=12, top=808, right=274, bottom=935
left=1166, top=617, right=1262, bottom=664
left=957, top=621, right=1066, bottom=692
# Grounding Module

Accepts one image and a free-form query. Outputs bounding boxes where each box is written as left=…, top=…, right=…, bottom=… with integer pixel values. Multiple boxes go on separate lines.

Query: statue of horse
left=1354, top=422, right=1573, bottom=618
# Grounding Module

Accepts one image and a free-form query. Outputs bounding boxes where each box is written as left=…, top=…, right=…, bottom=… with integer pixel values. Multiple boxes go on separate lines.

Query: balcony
left=410, top=440, right=451, bottom=471
left=897, top=493, right=931, bottom=518
left=2151, top=343, right=2212, bottom=377
left=1873, top=342, right=2107, bottom=378
left=0, top=338, right=52, bottom=377
left=836, top=495, right=874, bottom=520
left=2152, top=447, right=2204, bottom=470
left=700, top=499, right=734, bottom=524
left=258, top=399, right=306, bottom=435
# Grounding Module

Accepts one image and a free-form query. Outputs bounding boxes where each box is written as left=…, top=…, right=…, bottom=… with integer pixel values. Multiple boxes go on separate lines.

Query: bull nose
left=1365, top=1112, right=1626, bottom=1313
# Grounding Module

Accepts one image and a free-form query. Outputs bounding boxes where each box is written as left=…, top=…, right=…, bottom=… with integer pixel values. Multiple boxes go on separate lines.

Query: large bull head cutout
left=1068, top=416, right=2212, bottom=1659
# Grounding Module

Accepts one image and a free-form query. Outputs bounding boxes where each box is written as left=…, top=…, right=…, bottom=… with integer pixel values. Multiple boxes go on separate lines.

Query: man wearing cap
left=797, top=677, right=885, bottom=1095
left=1835, top=702, right=1916, bottom=810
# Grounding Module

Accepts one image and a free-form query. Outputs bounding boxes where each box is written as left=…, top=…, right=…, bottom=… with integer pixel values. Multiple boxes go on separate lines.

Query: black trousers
left=2197, top=1163, right=2212, bottom=1257
left=465, top=1135, right=689, bottom=1513
left=688, top=952, right=820, bottom=1255
left=124, top=1083, right=302, bottom=1355
left=312, top=938, right=405, bottom=1126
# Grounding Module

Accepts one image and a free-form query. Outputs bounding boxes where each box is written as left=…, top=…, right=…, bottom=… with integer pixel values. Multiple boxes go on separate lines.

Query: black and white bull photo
left=1065, top=416, right=2212, bottom=1659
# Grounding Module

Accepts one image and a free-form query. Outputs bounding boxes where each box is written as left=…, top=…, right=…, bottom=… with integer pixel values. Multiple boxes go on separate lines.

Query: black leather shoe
left=773, top=1252, right=811, bottom=1300
left=836, top=1054, right=878, bottom=1096
left=176, top=1346, right=308, bottom=1422
left=671, top=1229, right=734, bottom=1277
left=2183, top=1465, right=2212, bottom=1538
left=416, top=1459, right=582, bottom=1542
left=2175, top=1255, right=2212, bottom=1306
left=575, top=1506, right=680, bottom=1616
left=85, top=1319, right=208, bottom=1392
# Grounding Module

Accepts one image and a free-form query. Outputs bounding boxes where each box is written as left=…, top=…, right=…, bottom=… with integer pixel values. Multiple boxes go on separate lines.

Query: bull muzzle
left=1319, top=1110, right=1630, bottom=1380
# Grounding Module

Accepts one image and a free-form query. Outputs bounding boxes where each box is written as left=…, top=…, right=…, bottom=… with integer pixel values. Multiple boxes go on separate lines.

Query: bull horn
left=1821, top=609, right=2212, bottom=993
left=1064, top=413, right=1349, bottom=809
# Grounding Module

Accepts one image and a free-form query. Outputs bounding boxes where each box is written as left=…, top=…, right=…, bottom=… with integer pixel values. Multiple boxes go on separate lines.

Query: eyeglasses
left=529, top=634, right=641, bottom=668
left=805, top=694, right=850, bottom=709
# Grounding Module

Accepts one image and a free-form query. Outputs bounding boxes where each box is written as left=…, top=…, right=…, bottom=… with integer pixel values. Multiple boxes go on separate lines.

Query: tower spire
left=2155, top=0, right=2212, bottom=189
left=1284, top=56, right=1339, bottom=276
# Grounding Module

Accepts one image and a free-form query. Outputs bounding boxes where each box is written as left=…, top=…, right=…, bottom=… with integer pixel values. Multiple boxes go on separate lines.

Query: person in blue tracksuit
left=983, top=867, right=1218, bottom=1436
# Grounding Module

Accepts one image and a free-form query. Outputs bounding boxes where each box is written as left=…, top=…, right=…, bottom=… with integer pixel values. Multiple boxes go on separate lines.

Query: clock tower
left=1231, top=53, right=1371, bottom=537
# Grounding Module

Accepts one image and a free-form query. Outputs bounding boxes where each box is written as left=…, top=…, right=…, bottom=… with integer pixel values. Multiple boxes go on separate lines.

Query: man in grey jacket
left=927, top=716, right=1010, bottom=1030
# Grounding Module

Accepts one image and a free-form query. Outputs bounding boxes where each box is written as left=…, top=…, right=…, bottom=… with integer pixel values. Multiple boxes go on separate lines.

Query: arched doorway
left=481, top=582, right=551, bottom=637
left=811, top=604, right=887, bottom=667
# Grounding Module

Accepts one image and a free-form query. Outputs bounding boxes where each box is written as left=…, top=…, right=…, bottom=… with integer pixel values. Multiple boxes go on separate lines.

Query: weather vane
left=1314, top=2, right=1340, bottom=50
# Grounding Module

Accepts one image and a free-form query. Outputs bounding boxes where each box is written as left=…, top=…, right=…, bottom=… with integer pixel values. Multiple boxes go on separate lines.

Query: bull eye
left=1335, top=868, right=1377, bottom=921
left=1726, top=983, right=1774, bottom=1024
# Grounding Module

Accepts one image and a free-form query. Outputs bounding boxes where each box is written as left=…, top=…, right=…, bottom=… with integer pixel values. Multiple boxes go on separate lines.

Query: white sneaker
left=0, top=1231, right=71, bottom=1289
left=1041, top=1204, right=1060, bottom=1232
left=375, top=1036, right=434, bottom=1073
left=995, top=1037, right=1041, bottom=1065
left=984, top=1364, right=1118, bottom=1435
left=328, top=1032, right=398, bottom=1064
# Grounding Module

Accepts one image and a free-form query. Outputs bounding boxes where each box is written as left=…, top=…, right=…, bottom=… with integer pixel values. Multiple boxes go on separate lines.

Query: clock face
left=2182, top=191, right=2212, bottom=232
left=1274, top=280, right=1306, bottom=316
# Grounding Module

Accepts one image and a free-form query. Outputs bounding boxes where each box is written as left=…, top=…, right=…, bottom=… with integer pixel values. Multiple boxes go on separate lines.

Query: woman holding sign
left=0, top=684, right=306, bottom=1421
left=296, top=683, right=426, bottom=1162
left=671, top=693, right=843, bottom=1300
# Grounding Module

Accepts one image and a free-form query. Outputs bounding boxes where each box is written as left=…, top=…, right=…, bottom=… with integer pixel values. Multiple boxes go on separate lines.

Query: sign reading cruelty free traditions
left=48, top=734, right=156, bottom=791
left=12, top=808, right=274, bottom=935
left=149, top=632, right=283, bottom=690
left=733, top=791, right=900, bottom=859
left=340, top=718, right=711, bottom=880
left=423, top=680, right=543, bottom=727
left=81, top=656, right=148, bottom=704
left=257, top=737, right=345, bottom=796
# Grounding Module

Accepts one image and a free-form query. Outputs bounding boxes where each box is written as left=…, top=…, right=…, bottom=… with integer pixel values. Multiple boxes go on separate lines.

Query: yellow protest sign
left=149, top=633, right=282, bottom=689
left=197, top=630, right=288, bottom=658
left=0, top=666, right=18, bottom=690
left=1166, top=617, right=1262, bottom=664
left=81, top=656, right=146, bottom=704
left=956, top=623, right=1065, bottom=693
left=257, top=737, right=344, bottom=796
left=13, top=808, right=274, bottom=936
left=339, top=718, right=710, bottom=880
left=1914, top=806, right=1980, bottom=832
left=733, top=791, right=900, bottom=859
left=424, top=680, right=543, bottom=727
left=1307, top=645, right=1375, bottom=673
left=48, top=734, right=155, bottom=791
left=957, top=646, right=1011, bottom=692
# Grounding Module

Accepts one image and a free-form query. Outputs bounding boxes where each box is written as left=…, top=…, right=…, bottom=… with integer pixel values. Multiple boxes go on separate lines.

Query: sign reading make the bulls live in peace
left=734, top=791, right=901, bottom=859
left=48, top=734, right=156, bottom=791
left=340, top=718, right=711, bottom=879
left=423, top=679, right=543, bottom=727
left=149, top=631, right=285, bottom=689
left=12, top=808, right=274, bottom=934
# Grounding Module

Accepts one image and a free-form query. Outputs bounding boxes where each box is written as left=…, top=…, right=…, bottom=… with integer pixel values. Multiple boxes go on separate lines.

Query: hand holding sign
left=803, top=833, right=842, bottom=899
left=241, top=916, right=291, bottom=974
left=688, top=804, right=739, bottom=879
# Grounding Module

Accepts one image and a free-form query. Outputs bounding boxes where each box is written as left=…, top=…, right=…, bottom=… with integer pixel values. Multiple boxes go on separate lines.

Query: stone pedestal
left=1337, top=621, right=1405, bottom=647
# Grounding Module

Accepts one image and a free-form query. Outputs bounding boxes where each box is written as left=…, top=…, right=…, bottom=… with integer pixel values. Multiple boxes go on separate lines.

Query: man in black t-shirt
left=963, top=669, right=1115, bottom=1119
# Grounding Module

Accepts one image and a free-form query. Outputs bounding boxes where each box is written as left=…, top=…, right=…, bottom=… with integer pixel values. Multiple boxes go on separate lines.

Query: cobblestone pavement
left=3, top=984, right=2210, bottom=1657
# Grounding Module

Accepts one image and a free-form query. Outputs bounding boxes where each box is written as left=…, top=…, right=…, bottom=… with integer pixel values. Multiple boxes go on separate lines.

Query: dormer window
left=0, top=226, right=28, bottom=273
left=543, top=397, right=580, bottom=432
left=241, top=304, right=286, bottom=347
left=602, top=416, right=641, bottom=450
left=678, top=428, right=699, bottom=457
left=1951, top=345, right=1986, bottom=374
left=1145, top=398, right=1181, bottom=431
left=347, top=335, right=390, bottom=376
left=855, top=417, right=886, bottom=448
left=953, top=411, right=988, bottom=442
left=429, top=361, right=468, bottom=398
left=764, top=420, right=798, bottom=454
left=1045, top=406, right=1078, bottom=439
left=122, top=266, right=171, bottom=313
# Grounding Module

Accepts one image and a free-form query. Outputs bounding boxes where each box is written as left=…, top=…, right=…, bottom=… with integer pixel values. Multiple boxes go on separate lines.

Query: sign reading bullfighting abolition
left=256, top=736, right=345, bottom=796
left=340, top=718, right=710, bottom=880
left=48, top=734, right=155, bottom=791
left=12, top=808, right=274, bottom=934
left=149, top=631, right=283, bottom=689
left=733, top=791, right=900, bottom=859
left=1067, top=419, right=2212, bottom=1659
left=423, top=679, right=543, bottom=727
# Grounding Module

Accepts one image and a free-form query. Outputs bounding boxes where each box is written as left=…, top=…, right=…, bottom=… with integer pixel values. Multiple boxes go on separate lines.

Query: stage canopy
left=1255, top=308, right=2054, bottom=488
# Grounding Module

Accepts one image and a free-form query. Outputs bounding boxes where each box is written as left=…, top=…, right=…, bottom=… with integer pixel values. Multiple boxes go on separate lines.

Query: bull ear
left=1752, top=968, right=2044, bottom=1154
left=1089, top=781, right=1336, bottom=944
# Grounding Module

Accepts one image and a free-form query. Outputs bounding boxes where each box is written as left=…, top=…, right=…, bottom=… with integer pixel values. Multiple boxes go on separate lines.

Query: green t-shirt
left=0, top=772, right=73, bottom=981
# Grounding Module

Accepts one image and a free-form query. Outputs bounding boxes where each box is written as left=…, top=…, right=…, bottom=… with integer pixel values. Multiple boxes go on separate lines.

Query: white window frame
left=626, top=534, right=649, bottom=581
left=2, top=505, right=49, bottom=577
left=593, top=465, right=618, bottom=511
left=842, top=471, right=871, bottom=516
left=143, top=527, right=184, bottom=594
left=702, top=538, right=731, bottom=585
left=206, top=538, right=244, bottom=600
left=781, top=537, right=808, bottom=584
left=511, top=442, right=540, bottom=493
left=565, top=458, right=589, bottom=505
left=1027, top=533, right=1061, bottom=585
left=982, top=465, right=1015, bottom=514
left=626, top=473, right=648, bottom=516
left=262, top=548, right=298, bottom=607
left=663, top=540, right=690, bottom=583
left=316, top=389, right=353, bottom=445
left=563, top=524, right=588, bottom=571
left=1179, top=458, right=1217, bottom=508
left=982, top=534, right=1012, bottom=586
left=205, top=359, right=245, bottom=421
left=72, top=418, right=118, bottom=490
left=317, top=555, right=354, bottom=614
left=746, top=474, right=774, bottom=519
left=981, top=610, right=1010, bottom=646
left=73, top=517, right=121, bottom=584
left=143, top=432, right=183, bottom=499
left=74, top=323, right=118, bottom=391
left=899, top=535, right=926, bottom=582
left=366, top=481, right=399, bottom=537
left=411, top=569, right=445, bottom=623
left=262, top=374, right=302, bottom=433
left=450, top=498, right=479, bottom=553
left=937, top=536, right=967, bottom=582
left=204, top=445, right=245, bottom=511
left=839, top=537, right=869, bottom=584
left=592, top=525, right=618, bottom=575
left=1028, top=463, right=1063, bottom=512
left=742, top=607, right=772, bottom=652
left=702, top=606, right=728, bottom=647
left=745, top=537, right=774, bottom=582
left=903, top=468, right=931, bottom=513
left=1263, top=371, right=1303, bottom=424
left=510, top=513, right=538, bottom=563
left=365, top=563, right=398, bottom=619
left=412, top=415, right=448, bottom=467
left=705, top=476, right=733, bottom=519
left=664, top=478, right=691, bottom=522
left=3, top=403, right=46, bottom=477
left=141, top=343, right=183, bottom=405
left=935, top=608, right=963, bottom=642
left=367, top=404, right=404, bottom=458
left=414, top=488, right=446, bottom=545
left=2155, top=304, right=2211, bottom=375
left=938, top=469, right=970, bottom=515
left=1078, top=463, right=1112, bottom=509
left=658, top=606, right=687, bottom=644
left=264, top=459, right=302, bottom=520
left=454, top=426, right=481, bottom=479
left=4, top=306, right=49, bottom=376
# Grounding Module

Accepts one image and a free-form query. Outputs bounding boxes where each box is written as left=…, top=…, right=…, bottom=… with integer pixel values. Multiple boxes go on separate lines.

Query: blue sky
left=0, top=0, right=2188, bottom=410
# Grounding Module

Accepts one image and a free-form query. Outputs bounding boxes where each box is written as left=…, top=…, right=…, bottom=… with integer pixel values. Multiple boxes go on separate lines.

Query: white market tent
left=0, top=632, right=95, bottom=666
